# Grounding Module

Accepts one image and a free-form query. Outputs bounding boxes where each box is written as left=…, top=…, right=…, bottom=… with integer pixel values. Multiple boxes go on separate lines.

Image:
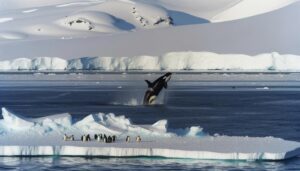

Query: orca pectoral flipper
left=145, top=80, right=152, bottom=87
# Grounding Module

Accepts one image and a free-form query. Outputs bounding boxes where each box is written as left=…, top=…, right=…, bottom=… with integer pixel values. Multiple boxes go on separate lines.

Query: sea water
left=0, top=78, right=299, bottom=170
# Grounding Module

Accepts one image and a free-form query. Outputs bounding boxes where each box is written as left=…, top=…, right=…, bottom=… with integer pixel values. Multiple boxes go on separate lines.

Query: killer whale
left=143, top=72, right=172, bottom=105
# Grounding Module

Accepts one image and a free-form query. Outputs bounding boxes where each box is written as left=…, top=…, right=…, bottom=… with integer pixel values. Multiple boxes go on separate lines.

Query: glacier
left=0, top=108, right=299, bottom=160
left=2, top=52, right=300, bottom=71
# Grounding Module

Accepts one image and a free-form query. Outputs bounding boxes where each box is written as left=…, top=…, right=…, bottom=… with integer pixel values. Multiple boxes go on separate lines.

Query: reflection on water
left=0, top=157, right=299, bottom=171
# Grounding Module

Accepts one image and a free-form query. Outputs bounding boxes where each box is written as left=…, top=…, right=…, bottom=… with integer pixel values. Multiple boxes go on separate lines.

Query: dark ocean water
left=0, top=79, right=299, bottom=170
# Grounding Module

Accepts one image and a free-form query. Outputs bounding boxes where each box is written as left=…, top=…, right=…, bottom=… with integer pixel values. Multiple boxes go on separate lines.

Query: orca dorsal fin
left=145, top=80, right=152, bottom=87
left=164, top=82, right=168, bottom=89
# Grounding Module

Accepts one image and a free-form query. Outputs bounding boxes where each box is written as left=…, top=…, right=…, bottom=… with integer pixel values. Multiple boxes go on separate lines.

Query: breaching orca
left=143, top=72, right=172, bottom=105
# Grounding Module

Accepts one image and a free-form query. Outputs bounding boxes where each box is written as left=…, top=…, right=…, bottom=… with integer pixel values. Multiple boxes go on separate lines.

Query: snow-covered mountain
left=0, top=0, right=295, bottom=37
left=0, top=0, right=299, bottom=71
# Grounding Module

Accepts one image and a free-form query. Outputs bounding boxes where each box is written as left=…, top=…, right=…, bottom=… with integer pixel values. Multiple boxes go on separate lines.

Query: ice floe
left=0, top=108, right=299, bottom=160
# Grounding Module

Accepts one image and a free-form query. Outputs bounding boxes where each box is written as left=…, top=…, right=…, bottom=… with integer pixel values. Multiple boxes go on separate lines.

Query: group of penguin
left=81, top=134, right=117, bottom=143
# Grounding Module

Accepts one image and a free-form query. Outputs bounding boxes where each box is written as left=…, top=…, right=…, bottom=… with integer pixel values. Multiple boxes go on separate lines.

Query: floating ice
left=0, top=108, right=299, bottom=160
left=0, top=108, right=174, bottom=137
left=2, top=108, right=34, bottom=130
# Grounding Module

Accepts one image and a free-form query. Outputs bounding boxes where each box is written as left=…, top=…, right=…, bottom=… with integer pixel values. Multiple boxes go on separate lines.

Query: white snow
left=2, top=108, right=34, bottom=130
left=0, top=108, right=299, bottom=160
left=185, top=126, right=204, bottom=137
left=1, top=52, right=300, bottom=71
left=0, top=18, right=13, bottom=23
left=127, top=56, right=160, bottom=70
left=10, top=58, right=32, bottom=70
left=0, top=61, right=11, bottom=70
left=132, top=2, right=173, bottom=28
left=0, top=0, right=296, bottom=38
left=136, top=0, right=298, bottom=23
left=211, top=0, right=297, bottom=22
left=56, top=1, right=104, bottom=8
left=0, top=0, right=294, bottom=23
left=22, top=9, right=38, bottom=13
left=0, top=0, right=298, bottom=59
left=0, top=32, right=27, bottom=40
left=56, top=11, right=123, bottom=32
left=31, top=57, right=68, bottom=70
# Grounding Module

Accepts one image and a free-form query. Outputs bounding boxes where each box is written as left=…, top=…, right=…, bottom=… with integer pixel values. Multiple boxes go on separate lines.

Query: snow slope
left=0, top=0, right=299, bottom=61
left=0, top=0, right=298, bottom=70
left=0, top=0, right=104, bottom=10
left=211, top=0, right=296, bottom=22
left=0, top=108, right=299, bottom=160
left=1, top=0, right=294, bottom=22
left=140, top=0, right=297, bottom=22
left=0, top=0, right=296, bottom=40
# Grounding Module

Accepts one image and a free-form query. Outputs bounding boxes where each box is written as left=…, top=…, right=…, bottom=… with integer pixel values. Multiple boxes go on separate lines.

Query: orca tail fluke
left=145, top=80, right=152, bottom=87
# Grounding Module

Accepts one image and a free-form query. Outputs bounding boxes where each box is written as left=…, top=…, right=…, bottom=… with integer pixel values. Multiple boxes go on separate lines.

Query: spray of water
left=111, top=91, right=167, bottom=106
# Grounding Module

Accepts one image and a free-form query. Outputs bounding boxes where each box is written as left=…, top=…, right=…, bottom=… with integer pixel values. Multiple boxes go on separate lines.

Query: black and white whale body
left=143, top=72, right=172, bottom=105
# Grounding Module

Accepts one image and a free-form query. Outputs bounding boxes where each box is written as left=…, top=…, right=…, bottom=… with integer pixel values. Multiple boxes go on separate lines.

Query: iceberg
left=2, top=108, right=34, bottom=130
left=0, top=108, right=299, bottom=160
left=2, top=52, right=300, bottom=71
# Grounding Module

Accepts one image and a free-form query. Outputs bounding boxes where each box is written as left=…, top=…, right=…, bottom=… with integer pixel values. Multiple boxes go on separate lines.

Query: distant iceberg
left=1, top=52, right=300, bottom=71
left=0, top=108, right=299, bottom=160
